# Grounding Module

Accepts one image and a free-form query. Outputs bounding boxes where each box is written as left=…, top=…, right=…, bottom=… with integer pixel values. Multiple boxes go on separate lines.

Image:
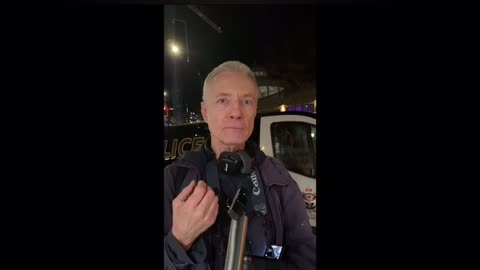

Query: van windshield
left=270, top=122, right=316, bottom=178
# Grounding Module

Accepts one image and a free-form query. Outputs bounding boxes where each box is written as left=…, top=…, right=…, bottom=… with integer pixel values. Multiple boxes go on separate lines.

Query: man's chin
left=221, top=139, right=246, bottom=147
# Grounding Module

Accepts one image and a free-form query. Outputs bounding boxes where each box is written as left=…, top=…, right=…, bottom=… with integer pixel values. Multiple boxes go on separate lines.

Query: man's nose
left=229, top=100, right=242, bottom=119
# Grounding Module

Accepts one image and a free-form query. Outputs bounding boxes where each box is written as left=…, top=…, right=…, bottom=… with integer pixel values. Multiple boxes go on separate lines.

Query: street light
left=166, top=40, right=181, bottom=56
left=170, top=44, right=180, bottom=55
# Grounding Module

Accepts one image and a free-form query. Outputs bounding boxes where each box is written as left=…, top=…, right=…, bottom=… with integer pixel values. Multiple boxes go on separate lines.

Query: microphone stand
left=224, top=188, right=249, bottom=270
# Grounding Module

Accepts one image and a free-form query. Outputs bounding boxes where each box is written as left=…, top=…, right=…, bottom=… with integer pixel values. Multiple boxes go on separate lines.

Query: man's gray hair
left=202, top=60, right=258, bottom=101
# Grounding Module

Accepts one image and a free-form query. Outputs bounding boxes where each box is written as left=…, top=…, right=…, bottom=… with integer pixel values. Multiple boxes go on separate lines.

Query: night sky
left=164, top=5, right=316, bottom=113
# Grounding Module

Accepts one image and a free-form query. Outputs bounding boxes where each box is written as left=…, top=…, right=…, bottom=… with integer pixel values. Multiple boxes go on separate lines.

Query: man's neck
left=210, top=137, right=245, bottom=160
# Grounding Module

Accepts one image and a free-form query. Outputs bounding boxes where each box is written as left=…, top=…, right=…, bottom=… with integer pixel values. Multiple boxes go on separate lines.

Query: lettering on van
left=164, top=136, right=205, bottom=160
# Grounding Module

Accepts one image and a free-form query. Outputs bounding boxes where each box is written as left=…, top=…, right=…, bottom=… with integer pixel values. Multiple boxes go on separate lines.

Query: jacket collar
left=173, top=138, right=290, bottom=187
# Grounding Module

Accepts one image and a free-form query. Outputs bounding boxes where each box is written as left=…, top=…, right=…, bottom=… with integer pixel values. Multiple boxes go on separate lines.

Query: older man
left=164, top=61, right=315, bottom=269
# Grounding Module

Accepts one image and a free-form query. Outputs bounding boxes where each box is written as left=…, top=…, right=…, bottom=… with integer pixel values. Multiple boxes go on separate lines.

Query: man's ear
left=201, top=101, right=208, bottom=123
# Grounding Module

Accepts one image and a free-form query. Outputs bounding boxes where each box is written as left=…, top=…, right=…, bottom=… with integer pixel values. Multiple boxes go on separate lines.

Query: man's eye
left=217, top=98, right=226, bottom=104
left=244, top=100, right=252, bottom=105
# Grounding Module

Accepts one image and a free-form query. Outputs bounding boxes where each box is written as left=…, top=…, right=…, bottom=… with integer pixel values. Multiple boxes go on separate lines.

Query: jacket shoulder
left=164, top=160, right=195, bottom=195
left=259, top=156, right=294, bottom=186
left=164, top=153, right=207, bottom=194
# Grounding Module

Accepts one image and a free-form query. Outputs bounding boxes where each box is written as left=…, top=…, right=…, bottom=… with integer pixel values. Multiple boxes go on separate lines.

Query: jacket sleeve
left=163, top=165, right=212, bottom=270
left=277, top=164, right=316, bottom=270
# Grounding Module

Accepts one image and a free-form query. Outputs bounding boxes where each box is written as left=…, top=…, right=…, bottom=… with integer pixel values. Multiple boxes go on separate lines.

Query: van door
left=258, top=114, right=317, bottom=228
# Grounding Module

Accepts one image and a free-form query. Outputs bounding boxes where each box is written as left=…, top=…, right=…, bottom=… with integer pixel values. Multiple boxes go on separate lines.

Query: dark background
left=164, top=5, right=316, bottom=113
left=3, top=3, right=445, bottom=269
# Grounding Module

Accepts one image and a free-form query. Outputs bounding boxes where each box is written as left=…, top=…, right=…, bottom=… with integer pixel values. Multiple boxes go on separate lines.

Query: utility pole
left=169, top=6, right=221, bottom=125
left=172, top=18, right=189, bottom=63
left=169, top=6, right=184, bottom=125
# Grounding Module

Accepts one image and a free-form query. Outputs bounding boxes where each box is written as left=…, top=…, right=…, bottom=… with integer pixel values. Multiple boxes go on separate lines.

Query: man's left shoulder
left=261, top=154, right=287, bottom=172
left=258, top=155, right=294, bottom=186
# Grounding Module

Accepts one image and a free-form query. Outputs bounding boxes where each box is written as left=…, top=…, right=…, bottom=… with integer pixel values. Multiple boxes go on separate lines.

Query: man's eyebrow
left=242, top=93, right=255, bottom=98
left=214, top=92, right=256, bottom=98
left=215, top=92, right=231, bottom=97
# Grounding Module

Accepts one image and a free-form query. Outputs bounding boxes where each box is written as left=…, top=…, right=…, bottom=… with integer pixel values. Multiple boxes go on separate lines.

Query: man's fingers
left=207, top=195, right=219, bottom=215
left=175, top=180, right=196, bottom=202
left=186, top=180, right=208, bottom=206
left=197, top=186, right=217, bottom=211
left=205, top=195, right=219, bottom=225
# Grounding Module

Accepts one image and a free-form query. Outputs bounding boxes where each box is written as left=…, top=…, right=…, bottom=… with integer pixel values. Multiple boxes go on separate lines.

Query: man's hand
left=171, top=180, right=219, bottom=251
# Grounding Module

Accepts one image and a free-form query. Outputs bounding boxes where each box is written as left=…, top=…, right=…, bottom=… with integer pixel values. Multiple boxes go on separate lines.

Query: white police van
left=164, top=112, right=317, bottom=230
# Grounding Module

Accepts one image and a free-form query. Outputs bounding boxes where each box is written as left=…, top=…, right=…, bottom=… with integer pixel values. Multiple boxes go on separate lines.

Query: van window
left=271, top=122, right=316, bottom=178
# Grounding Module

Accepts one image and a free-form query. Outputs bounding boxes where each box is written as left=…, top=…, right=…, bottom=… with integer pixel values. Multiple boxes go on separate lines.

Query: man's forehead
left=208, top=75, right=257, bottom=89
left=204, top=71, right=257, bottom=98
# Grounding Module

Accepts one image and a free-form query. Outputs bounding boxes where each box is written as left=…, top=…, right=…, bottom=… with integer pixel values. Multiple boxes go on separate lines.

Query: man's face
left=201, top=71, right=258, bottom=148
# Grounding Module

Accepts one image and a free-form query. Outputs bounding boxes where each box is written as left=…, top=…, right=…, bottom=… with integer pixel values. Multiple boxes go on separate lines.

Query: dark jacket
left=164, top=142, right=316, bottom=270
